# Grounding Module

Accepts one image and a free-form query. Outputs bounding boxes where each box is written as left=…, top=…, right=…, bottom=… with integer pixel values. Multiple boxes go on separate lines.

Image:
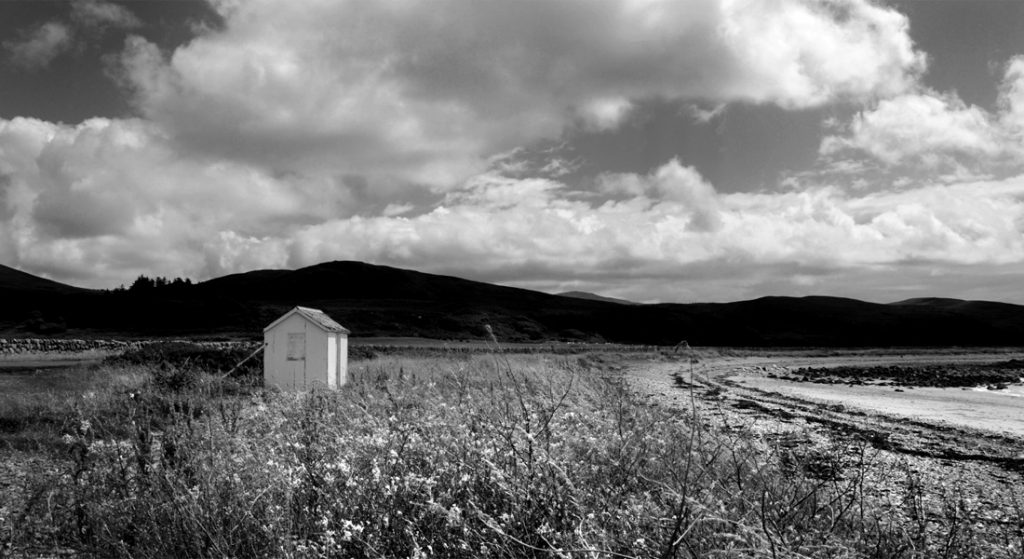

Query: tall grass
left=3, top=353, right=1021, bottom=558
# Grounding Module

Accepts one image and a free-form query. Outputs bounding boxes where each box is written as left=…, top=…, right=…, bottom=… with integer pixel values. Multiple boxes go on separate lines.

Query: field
left=3, top=344, right=1024, bottom=558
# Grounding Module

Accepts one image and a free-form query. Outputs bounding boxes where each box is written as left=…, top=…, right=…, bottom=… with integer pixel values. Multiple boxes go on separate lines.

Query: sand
left=737, top=375, right=1024, bottom=438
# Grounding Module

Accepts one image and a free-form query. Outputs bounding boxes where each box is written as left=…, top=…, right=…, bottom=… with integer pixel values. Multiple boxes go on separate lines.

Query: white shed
left=263, top=306, right=350, bottom=390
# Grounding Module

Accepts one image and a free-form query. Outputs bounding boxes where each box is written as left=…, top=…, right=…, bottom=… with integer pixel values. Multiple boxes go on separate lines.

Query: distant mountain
left=890, top=297, right=967, bottom=307
left=557, top=291, right=638, bottom=305
left=198, top=261, right=557, bottom=305
left=890, top=297, right=1022, bottom=315
left=0, top=264, right=88, bottom=294
left=2, top=260, right=1024, bottom=346
left=195, top=261, right=610, bottom=341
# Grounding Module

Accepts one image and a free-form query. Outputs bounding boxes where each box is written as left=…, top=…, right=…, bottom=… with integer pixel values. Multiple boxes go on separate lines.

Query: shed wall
left=307, top=328, right=328, bottom=388
left=327, top=334, right=337, bottom=389
left=264, top=314, right=330, bottom=389
left=338, top=334, right=348, bottom=386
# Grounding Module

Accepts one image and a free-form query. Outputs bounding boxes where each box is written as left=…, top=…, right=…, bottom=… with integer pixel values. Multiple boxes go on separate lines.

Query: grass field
left=2, top=345, right=1023, bottom=558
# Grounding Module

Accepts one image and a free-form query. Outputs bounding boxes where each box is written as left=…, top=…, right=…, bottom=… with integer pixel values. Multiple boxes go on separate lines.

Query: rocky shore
left=781, top=361, right=1024, bottom=388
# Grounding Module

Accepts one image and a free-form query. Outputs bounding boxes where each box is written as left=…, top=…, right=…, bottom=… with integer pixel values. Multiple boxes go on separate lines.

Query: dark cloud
left=70, top=0, right=141, bottom=30
left=32, top=188, right=135, bottom=238
left=2, top=0, right=142, bottom=73
left=3, top=21, right=72, bottom=69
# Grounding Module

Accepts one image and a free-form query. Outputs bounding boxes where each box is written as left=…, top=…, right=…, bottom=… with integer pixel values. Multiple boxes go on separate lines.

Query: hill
left=556, top=291, right=637, bottom=305
left=0, top=264, right=89, bottom=294
left=0, top=264, right=94, bottom=335
left=1, top=260, right=1024, bottom=345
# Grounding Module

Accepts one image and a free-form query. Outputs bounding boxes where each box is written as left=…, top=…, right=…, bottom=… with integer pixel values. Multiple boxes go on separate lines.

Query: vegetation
left=2, top=349, right=1023, bottom=558
left=109, top=275, right=195, bottom=294
left=21, top=310, right=67, bottom=335
left=103, top=342, right=263, bottom=387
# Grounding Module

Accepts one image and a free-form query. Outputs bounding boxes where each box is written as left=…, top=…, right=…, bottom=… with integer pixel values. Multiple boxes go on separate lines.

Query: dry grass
left=2, top=352, right=1021, bottom=558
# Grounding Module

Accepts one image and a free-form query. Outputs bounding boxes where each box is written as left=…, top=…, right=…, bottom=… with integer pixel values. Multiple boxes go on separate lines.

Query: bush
left=106, top=342, right=262, bottom=385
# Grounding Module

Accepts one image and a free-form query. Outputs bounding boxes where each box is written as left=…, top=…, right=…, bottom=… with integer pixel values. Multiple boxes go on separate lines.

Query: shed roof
left=264, top=306, right=350, bottom=334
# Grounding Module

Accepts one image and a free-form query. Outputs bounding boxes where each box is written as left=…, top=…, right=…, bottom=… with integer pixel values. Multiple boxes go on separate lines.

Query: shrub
left=105, top=342, right=262, bottom=386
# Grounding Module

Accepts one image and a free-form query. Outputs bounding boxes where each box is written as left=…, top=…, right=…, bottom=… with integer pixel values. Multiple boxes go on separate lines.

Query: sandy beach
left=736, top=375, right=1024, bottom=438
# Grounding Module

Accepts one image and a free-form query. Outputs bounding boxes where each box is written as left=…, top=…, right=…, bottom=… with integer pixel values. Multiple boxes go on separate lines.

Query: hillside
left=0, top=264, right=89, bottom=294
left=1, top=260, right=1024, bottom=345
left=557, top=291, right=638, bottom=305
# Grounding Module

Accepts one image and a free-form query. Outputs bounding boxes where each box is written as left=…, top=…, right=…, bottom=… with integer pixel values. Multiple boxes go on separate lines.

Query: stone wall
left=0, top=338, right=253, bottom=355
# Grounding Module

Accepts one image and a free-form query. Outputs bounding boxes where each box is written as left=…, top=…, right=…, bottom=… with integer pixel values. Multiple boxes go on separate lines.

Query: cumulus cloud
left=0, top=117, right=356, bottom=284
left=118, top=0, right=925, bottom=188
left=599, top=159, right=722, bottom=232
left=4, top=22, right=73, bottom=69
left=4, top=114, right=1024, bottom=301
left=821, top=93, right=1002, bottom=167
left=15, top=0, right=1021, bottom=303
left=998, top=57, right=1024, bottom=134
left=821, top=55, right=1024, bottom=175
left=265, top=164, right=1024, bottom=302
left=718, top=0, right=924, bottom=106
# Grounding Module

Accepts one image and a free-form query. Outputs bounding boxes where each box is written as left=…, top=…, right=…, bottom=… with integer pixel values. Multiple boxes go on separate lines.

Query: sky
left=3, top=0, right=1024, bottom=304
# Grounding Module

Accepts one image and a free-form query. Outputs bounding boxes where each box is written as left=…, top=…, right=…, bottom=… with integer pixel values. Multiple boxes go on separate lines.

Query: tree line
left=110, top=275, right=194, bottom=293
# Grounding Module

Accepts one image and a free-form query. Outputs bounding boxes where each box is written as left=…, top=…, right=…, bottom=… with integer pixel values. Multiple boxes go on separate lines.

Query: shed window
left=287, top=333, right=305, bottom=360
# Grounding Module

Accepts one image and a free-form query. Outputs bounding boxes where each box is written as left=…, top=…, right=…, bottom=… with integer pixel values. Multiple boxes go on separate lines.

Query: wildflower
left=339, top=519, right=364, bottom=541
left=79, top=419, right=92, bottom=434
left=331, top=459, right=351, bottom=476
left=446, top=504, right=463, bottom=527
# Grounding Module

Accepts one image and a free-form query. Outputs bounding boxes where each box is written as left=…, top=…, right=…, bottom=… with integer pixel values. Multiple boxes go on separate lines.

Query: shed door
left=287, top=333, right=306, bottom=360
left=285, top=332, right=307, bottom=388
